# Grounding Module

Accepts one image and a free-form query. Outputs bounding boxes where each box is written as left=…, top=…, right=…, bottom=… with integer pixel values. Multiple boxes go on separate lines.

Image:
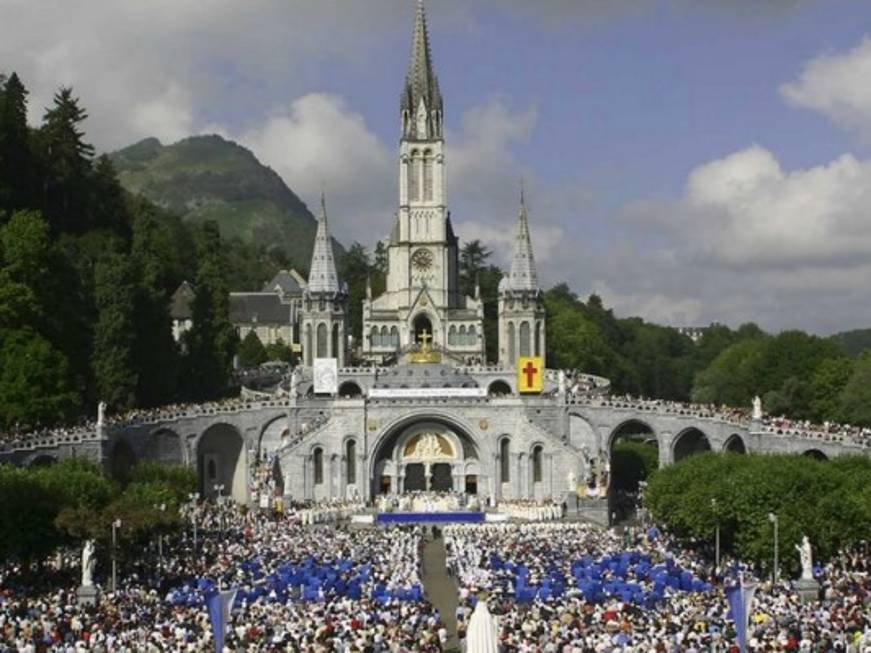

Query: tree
left=264, top=337, right=295, bottom=364
left=338, top=242, right=371, bottom=344
left=237, top=330, right=267, bottom=368
left=808, top=357, right=853, bottom=422
left=691, top=338, right=768, bottom=406
left=459, top=239, right=491, bottom=297
left=182, top=222, right=237, bottom=400
left=838, top=352, right=871, bottom=426
left=38, top=87, right=95, bottom=233
left=92, top=253, right=138, bottom=411
left=0, top=72, right=35, bottom=212
left=0, top=329, right=78, bottom=429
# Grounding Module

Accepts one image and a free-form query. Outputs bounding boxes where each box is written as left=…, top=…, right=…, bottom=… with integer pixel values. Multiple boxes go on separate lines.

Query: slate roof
left=169, top=281, right=195, bottom=320
left=263, top=269, right=304, bottom=294
left=229, top=293, right=292, bottom=324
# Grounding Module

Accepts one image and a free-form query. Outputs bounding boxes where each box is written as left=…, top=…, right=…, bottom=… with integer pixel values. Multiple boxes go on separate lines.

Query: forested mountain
left=111, top=135, right=341, bottom=271
left=829, top=328, right=871, bottom=357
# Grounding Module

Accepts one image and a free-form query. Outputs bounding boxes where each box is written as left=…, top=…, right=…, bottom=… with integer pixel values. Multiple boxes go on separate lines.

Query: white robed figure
left=467, top=599, right=499, bottom=653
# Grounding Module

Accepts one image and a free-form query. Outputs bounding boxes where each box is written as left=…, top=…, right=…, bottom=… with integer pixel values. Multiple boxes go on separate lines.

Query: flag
left=517, top=356, right=543, bottom=394
left=726, top=577, right=756, bottom=653
left=206, top=588, right=238, bottom=653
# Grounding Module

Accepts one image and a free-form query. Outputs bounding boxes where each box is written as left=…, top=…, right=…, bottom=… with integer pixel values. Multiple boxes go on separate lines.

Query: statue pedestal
left=563, top=492, right=579, bottom=516
left=795, top=577, right=819, bottom=604
left=77, top=585, right=99, bottom=607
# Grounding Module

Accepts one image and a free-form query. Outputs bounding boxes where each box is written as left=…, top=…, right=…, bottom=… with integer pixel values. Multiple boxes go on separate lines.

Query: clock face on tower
left=411, top=248, right=433, bottom=271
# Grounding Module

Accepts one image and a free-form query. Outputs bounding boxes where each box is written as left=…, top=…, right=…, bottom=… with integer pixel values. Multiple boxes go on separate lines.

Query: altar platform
left=351, top=512, right=508, bottom=525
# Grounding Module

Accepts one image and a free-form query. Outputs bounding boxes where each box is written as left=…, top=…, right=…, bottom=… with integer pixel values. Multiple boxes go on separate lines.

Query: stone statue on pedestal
left=290, top=367, right=301, bottom=397
left=796, top=535, right=814, bottom=580
left=97, top=401, right=106, bottom=428
left=81, top=539, right=96, bottom=587
left=566, top=470, right=577, bottom=493
left=752, top=396, right=762, bottom=421
left=558, top=370, right=567, bottom=396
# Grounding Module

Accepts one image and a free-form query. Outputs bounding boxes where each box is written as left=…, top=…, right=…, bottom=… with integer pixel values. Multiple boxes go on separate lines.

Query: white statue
left=558, top=370, right=567, bottom=396
left=290, top=367, right=302, bottom=397
left=795, top=535, right=814, bottom=580
left=566, top=470, right=577, bottom=492
left=752, top=395, right=762, bottom=421
left=81, top=540, right=96, bottom=588
left=97, top=401, right=106, bottom=428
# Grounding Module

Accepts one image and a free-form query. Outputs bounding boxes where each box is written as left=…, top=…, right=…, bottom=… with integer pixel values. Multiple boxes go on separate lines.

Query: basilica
left=272, top=1, right=579, bottom=507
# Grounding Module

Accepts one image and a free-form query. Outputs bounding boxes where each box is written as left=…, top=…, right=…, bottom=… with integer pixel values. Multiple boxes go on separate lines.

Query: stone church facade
left=276, top=1, right=573, bottom=505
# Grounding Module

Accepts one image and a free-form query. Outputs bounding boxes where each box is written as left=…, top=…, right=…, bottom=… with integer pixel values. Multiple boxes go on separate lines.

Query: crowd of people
left=760, top=416, right=871, bottom=449
left=0, top=502, right=448, bottom=651
left=496, top=500, right=563, bottom=522
left=445, top=523, right=871, bottom=651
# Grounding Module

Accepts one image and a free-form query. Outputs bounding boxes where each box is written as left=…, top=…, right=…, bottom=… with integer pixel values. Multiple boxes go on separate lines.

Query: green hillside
left=829, top=328, right=871, bottom=357
left=111, top=135, right=338, bottom=268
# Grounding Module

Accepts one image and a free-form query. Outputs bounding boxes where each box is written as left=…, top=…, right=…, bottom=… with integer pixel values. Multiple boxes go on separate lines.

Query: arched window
left=532, top=446, right=543, bottom=483
left=332, top=323, right=340, bottom=359
left=316, top=323, right=327, bottom=358
left=448, top=325, right=457, bottom=346
left=390, top=326, right=399, bottom=347
left=507, top=322, right=516, bottom=364
left=500, top=438, right=511, bottom=482
left=468, top=325, right=477, bottom=347
left=423, top=150, right=433, bottom=201
left=313, top=448, right=324, bottom=485
left=370, top=326, right=379, bottom=348
left=305, top=325, right=313, bottom=366
left=409, top=150, right=420, bottom=201
left=346, top=440, right=356, bottom=484
left=459, top=325, right=467, bottom=347
left=519, top=321, right=531, bottom=357
left=534, top=321, right=542, bottom=357
left=380, top=326, right=388, bottom=348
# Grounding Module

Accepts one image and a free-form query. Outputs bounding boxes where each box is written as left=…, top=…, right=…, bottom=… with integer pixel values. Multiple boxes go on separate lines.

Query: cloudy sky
left=4, top=0, right=871, bottom=334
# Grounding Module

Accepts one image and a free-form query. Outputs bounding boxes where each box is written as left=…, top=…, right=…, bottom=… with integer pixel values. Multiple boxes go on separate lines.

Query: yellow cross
left=418, top=329, right=432, bottom=348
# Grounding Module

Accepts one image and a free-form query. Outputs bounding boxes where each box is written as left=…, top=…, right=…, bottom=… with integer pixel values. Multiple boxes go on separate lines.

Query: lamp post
left=188, top=492, right=200, bottom=549
left=768, top=512, right=779, bottom=585
left=712, top=498, right=720, bottom=576
left=154, top=503, right=166, bottom=573
left=111, top=518, right=121, bottom=594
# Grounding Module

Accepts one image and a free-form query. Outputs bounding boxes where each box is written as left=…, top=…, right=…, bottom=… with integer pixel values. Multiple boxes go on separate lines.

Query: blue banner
left=726, top=581, right=756, bottom=653
left=206, top=589, right=237, bottom=653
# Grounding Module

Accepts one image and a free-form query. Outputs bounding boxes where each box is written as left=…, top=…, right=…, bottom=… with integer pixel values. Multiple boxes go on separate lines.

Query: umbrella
left=467, top=600, right=500, bottom=653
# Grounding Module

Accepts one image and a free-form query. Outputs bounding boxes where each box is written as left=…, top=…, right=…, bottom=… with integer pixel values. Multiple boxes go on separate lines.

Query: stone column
left=513, top=453, right=522, bottom=499
left=303, top=455, right=312, bottom=501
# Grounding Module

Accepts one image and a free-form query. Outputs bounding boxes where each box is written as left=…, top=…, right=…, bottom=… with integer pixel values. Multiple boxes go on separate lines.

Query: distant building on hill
left=676, top=326, right=708, bottom=343
left=170, top=268, right=307, bottom=349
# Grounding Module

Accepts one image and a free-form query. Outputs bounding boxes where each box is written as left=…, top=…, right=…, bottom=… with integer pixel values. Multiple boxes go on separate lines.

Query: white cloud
left=780, top=36, right=871, bottom=141
left=235, top=93, right=393, bottom=246
left=624, top=145, right=871, bottom=269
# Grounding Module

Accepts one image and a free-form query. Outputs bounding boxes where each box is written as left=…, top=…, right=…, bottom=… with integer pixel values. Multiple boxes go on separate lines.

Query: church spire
left=400, top=0, right=443, bottom=139
left=505, top=185, right=539, bottom=291
left=307, top=193, right=341, bottom=294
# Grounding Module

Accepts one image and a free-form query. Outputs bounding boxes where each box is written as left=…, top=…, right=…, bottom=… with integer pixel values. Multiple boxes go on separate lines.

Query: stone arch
left=332, top=323, right=340, bottom=358
left=110, top=439, right=137, bottom=484
left=149, top=428, right=182, bottom=465
left=803, top=449, right=828, bottom=461
left=724, top=433, right=747, bottom=454
left=570, top=413, right=603, bottom=453
left=370, top=326, right=379, bottom=347
left=412, top=313, right=434, bottom=346
left=197, top=423, right=246, bottom=503
left=498, top=436, right=511, bottom=487
left=368, top=412, right=483, bottom=497
left=338, top=381, right=363, bottom=398
left=487, top=379, right=512, bottom=397
left=531, top=444, right=544, bottom=484
left=519, top=321, right=531, bottom=357
left=507, top=321, right=515, bottom=365
left=316, top=323, right=327, bottom=358
left=607, top=419, right=659, bottom=512
left=28, top=454, right=57, bottom=467
left=258, top=415, right=289, bottom=458
left=672, top=427, right=712, bottom=463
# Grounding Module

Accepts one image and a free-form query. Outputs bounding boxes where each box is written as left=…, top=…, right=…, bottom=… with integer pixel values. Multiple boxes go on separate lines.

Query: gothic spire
left=307, top=193, right=341, bottom=294
left=505, top=185, right=539, bottom=292
left=400, top=0, right=443, bottom=139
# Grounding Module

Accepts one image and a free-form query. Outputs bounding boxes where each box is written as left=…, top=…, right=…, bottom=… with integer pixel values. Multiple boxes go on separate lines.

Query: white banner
left=368, top=387, right=487, bottom=399
left=313, top=358, right=338, bottom=394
